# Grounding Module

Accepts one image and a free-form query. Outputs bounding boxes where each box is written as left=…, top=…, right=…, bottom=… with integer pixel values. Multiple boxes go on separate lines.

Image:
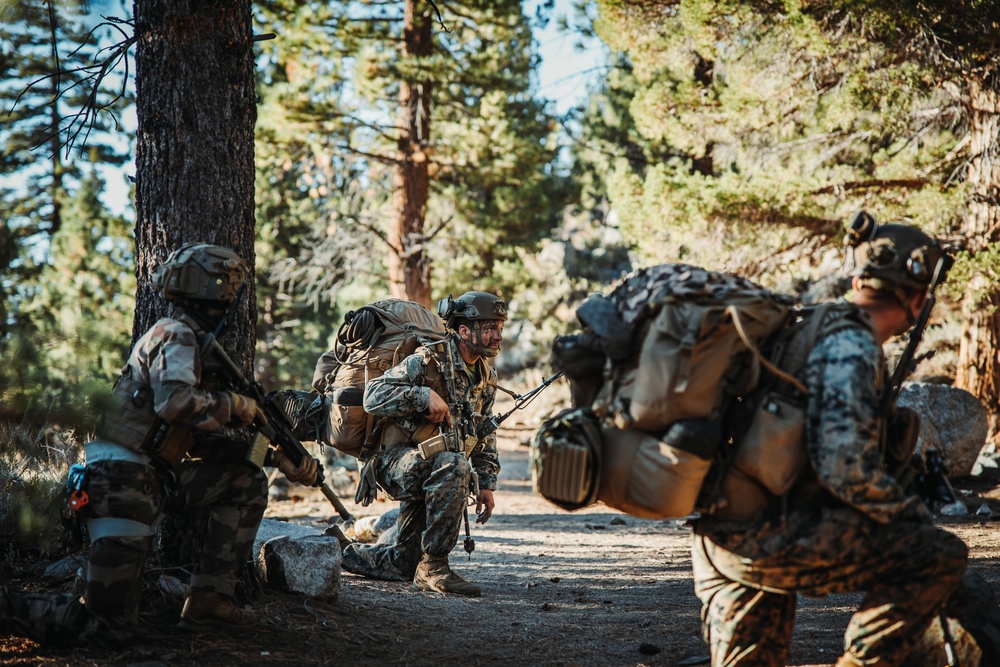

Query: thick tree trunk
left=956, top=74, right=1000, bottom=437
left=388, top=0, right=433, bottom=308
left=132, top=0, right=257, bottom=369
left=132, top=0, right=258, bottom=572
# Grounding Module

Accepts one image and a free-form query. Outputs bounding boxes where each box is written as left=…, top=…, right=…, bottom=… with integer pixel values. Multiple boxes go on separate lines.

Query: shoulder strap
left=768, top=300, right=872, bottom=395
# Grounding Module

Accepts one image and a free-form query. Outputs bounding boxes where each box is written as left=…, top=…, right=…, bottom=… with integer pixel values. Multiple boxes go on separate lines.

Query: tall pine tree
left=253, top=0, right=565, bottom=308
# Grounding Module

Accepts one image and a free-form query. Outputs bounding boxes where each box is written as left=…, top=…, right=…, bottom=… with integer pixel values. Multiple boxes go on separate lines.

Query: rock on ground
left=898, top=382, right=989, bottom=477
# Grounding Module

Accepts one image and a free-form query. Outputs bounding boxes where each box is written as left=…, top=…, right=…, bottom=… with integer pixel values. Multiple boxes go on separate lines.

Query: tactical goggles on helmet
left=844, top=210, right=951, bottom=290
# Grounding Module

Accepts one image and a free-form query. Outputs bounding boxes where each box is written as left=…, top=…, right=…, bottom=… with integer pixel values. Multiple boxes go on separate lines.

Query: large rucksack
left=532, top=263, right=864, bottom=520
left=309, top=298, right=448, bottom=459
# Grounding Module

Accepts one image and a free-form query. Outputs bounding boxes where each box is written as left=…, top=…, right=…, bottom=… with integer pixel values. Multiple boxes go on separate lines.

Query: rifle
left=201, top=332, right=356, bottom=525
left=476, top=371, right=564, bottom=440
left=880, top=255, right=953, bottom=412
left=879, top=255, right=956, bottom=506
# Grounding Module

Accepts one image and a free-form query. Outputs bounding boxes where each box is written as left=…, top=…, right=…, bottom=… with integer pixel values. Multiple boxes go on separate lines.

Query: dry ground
left=4, top=394, right=1000, bottom=667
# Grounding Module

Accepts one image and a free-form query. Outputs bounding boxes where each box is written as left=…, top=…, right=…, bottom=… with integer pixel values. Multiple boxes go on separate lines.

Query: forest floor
left=4, top=386, right=1000, bottom=667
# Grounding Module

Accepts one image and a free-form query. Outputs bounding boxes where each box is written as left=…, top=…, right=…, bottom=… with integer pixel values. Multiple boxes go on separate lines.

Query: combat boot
left=177, top=589, right=255, bottom=633
left=413, top=554, right=481, bottom=597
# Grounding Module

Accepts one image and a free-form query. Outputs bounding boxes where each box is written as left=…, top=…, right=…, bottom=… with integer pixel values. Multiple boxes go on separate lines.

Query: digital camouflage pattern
left=693, top=324, right=968, bottom=665
left=608, top=263, right=795, bottom=328
left=342, top=336, right=499, bottom=580
left=362, top=335, right=500, bottom=490
left=0, top=314, right=268, bottom=646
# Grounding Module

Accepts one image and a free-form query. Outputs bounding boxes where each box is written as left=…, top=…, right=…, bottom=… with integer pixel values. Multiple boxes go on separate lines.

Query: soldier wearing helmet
left=1, top=243, right=317, bottom=646
left=691, top=213, right=968, bottom=667
left=340, top=291, right=508, bottom=597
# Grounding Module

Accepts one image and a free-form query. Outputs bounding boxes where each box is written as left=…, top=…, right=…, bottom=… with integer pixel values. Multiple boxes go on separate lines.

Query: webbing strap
left=84, top=440, right=152, bottom=466
left=87, top=517, right=155, bottom=541
left=727, top=305, right=809, bottom=396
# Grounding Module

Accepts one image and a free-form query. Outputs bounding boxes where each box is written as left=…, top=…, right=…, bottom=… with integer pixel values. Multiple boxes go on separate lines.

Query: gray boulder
left=253, top=519, right=342, bottom=600
left=897, top=382, right=989, bottom=478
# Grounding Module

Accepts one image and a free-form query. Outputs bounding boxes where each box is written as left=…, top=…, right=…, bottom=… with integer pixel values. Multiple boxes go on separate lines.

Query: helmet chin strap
left=457, top=329, right=500, bottom=359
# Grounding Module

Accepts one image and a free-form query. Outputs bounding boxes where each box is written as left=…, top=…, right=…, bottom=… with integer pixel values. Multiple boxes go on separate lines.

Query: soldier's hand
left=475, top=489, right=495, bottom=524
left=229, top=392, right=264, bottom=428
left=426, top=390, right=452, bottom=426
left=273, top=451, right=320, bottom=486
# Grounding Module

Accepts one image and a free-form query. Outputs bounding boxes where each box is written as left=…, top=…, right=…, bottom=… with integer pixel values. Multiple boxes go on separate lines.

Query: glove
left=272, top=450, right=319, bottom=486
left=229, top=392, right=264, bottom=428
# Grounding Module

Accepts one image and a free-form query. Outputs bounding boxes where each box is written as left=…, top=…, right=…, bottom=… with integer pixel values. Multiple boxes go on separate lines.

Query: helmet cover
left=844, top=211, right=948, bottom=290
left=152, top=243, right=247, bottom=305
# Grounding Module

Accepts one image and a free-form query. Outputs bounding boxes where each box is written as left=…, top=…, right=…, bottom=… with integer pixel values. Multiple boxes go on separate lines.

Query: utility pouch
left=97, top=372, right=160, bottom=454
left=417, top=429, right=462, bottom=459
left=148, top=424, right=192, bottom=467
left=246, top=434, right=270, bottom=469
left=531, top=408, right=602, bottom=511
left=732, top=392, right=806, bottom=496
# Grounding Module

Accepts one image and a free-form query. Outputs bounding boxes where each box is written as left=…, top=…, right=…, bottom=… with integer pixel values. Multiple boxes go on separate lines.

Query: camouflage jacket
left=802, top=322, right=925, bottom=524
left=363, top=335, right=501, bottom=490
left=127, top=315, right=243, bottom=431
left=698, top=312, right=928, bottom=557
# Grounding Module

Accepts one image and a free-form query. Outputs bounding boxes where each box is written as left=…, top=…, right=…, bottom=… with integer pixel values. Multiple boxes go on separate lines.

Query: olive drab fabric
left=703, top=300, right=876, bottom=519
left=311, top=298, right=448, bottom=459
left=538, top=263, right=800, bottom=519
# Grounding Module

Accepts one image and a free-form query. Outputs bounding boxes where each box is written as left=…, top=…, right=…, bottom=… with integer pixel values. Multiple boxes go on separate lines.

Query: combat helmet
left=437, top=291, right=508, bottom=330
left=152, top=243, right=247, bottom=306
left=844, top=211, right=950, bottom=293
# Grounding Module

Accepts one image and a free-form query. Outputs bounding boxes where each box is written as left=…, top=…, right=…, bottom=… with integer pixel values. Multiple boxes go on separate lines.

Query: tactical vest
left=382, top=338, right=492, bottom=454
left=703, top=300, right=879, bottom=520
left=94, top=317, right=207, bottom=468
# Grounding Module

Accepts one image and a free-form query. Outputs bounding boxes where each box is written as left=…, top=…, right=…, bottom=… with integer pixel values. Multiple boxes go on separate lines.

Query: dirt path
left=4, top=430, right=1000, bottom=666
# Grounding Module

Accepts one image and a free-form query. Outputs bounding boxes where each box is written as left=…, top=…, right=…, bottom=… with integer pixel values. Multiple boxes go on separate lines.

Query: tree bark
left=132, top=0, right=257, bottom=370
left=388, top=0, right=433, bottom=308
left=132, top=0, right=258, bottom=571
left=956, top=74, right=1000, bottom=436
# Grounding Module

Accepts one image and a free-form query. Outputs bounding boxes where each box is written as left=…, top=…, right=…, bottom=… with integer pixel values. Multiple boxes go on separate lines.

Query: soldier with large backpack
left=692, top=215, right=968, bottom=666
left=339, top=291, right=507, bottom=597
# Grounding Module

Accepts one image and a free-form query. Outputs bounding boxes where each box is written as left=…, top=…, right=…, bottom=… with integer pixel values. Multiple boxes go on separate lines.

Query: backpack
left=310, top=298, right=448, bottom=459
left=533, top=263, right=863, bottom=520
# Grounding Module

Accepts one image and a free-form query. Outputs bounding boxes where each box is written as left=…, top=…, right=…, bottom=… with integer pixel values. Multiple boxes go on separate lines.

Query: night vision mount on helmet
left=152, top=243, right=248, bottom=306
left=844, top=211, right=951, bottom=291
left=437, top=291, right=508, bottom=330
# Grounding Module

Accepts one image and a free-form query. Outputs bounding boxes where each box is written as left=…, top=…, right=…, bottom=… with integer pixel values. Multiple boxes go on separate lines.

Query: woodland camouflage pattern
left=693, top=324, right=968, bottom=666
left=342, top=335, right=499, bottom=580
left=0, top=313, right=268, bottom=645
left=129, top=316, right=247, bottom=430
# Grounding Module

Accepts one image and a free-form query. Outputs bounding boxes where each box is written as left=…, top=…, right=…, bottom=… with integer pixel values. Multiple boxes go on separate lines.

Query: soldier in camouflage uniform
left=340, top=291, right=506, bottom=597
left=0, top=243, right=318, bottom=646
left=691, top=216, right=968, bottom=666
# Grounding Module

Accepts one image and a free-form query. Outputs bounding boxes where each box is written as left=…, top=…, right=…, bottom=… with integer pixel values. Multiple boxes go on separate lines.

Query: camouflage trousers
left=0, top=458, right=267, bottom=646
left=692, top=508, right=968, bottom=667
left=345, top=446, right=472, bottom=580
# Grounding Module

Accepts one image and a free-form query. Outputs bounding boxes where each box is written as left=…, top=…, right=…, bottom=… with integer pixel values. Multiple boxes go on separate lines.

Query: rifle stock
left=201, top=335, right=355, bottom=524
